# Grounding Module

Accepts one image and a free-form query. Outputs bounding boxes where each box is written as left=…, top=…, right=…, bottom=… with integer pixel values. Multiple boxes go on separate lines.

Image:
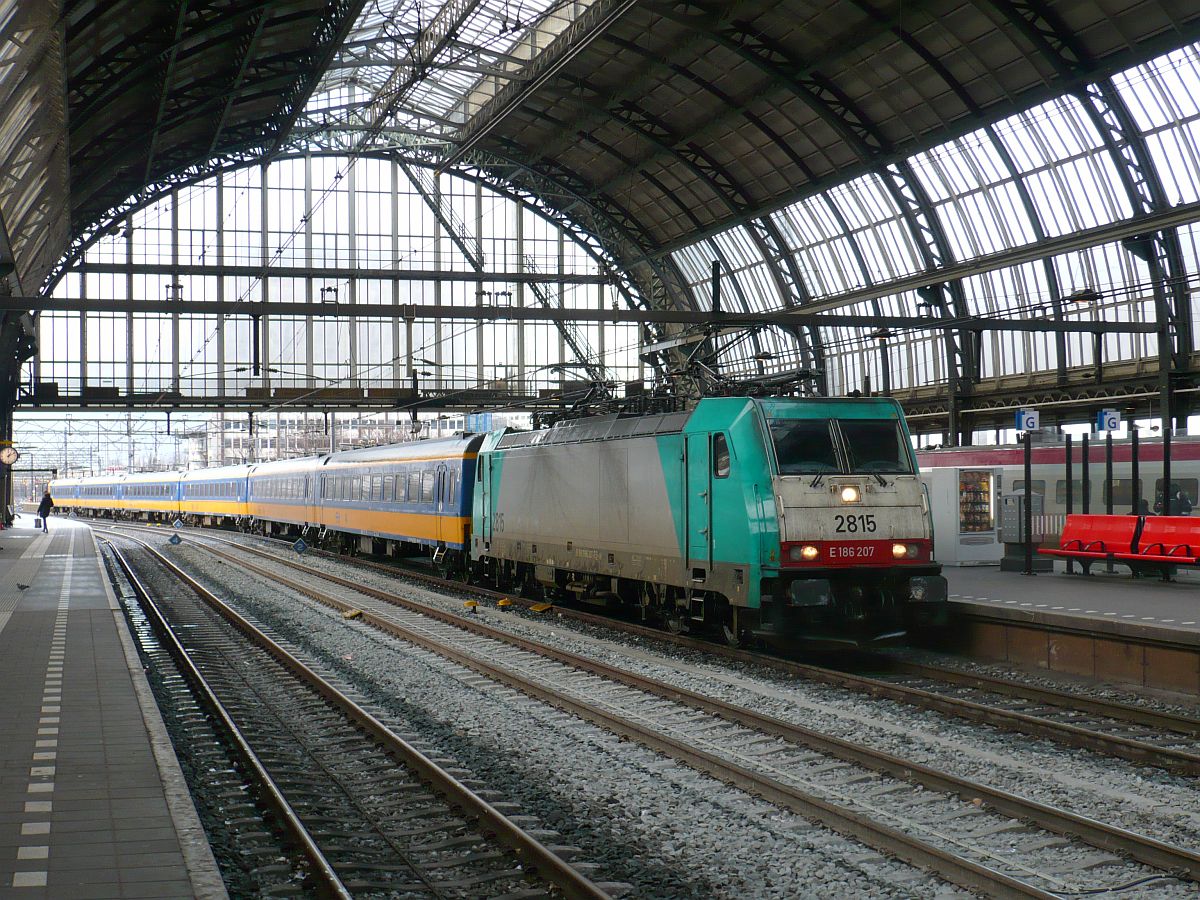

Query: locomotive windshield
left=839, top=419, right=911, bottom=473
left=769, top=420, right=839, bottom=474
left=769, top=417, right=913, bottom=475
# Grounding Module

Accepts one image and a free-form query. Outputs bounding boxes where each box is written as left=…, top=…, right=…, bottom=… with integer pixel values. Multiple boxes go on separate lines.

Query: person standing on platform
left=1174, top=485, right=1193, bottom=516
left=36, top=491, right=53, bottom=533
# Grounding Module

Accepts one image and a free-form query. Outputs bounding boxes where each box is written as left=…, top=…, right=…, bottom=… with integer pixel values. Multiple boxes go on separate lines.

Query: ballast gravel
left=166, top=542, right=963, bottom=899
left=215, top=534, right=1200, bottom=857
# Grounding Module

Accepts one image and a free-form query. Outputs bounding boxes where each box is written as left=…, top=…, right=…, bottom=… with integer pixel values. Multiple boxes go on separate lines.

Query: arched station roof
left=5, top=0, right=1200, bottom=435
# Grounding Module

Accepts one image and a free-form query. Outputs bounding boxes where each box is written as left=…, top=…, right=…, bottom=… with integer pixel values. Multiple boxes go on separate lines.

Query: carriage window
left=421, top=472, right=435, bottom=503
left=768, top=419, right=838, bottom=474
left=371, top=475, right=383, bottom=501
left=1055, top=480, right=1088, bottom=505
left=409, top=472, right=421, bottom=500
left=382, top=476, right=393, bottom=502
left=838, top=419, right=912, bottom=474
left=712, top=433, right=730, bottom=478
left=1102, top=479, right=1140, bottom=507
left=1013, top=480, right=1046, bottom=494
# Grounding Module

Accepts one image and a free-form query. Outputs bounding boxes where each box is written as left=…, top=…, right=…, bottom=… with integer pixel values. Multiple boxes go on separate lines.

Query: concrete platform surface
left=947, top=564, right=1200, bottom=639
left=0, top=518, right=226, bottom=898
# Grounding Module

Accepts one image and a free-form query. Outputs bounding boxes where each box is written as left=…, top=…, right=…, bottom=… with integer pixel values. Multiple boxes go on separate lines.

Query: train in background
left=50, top=397, right=948, bottom=648
left=917, top=436, right=1200, bottom=565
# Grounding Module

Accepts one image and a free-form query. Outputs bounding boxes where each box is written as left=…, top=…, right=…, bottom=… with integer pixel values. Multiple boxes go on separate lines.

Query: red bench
left=1118, top=516, right=1200, bottom=572
left=1040, top=513, right=1200, bottom=579
left=1039, top=514, right=1139, bottom=565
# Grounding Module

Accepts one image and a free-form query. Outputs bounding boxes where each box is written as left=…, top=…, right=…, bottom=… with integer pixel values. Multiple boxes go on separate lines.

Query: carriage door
left=685, top=433, right=713, bottom=579
left=435, top=464, right=449, bottom=544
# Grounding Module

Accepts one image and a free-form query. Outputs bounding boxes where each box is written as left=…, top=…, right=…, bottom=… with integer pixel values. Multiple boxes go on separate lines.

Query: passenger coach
left=313, top=435, right=484, bottom=568
left=179, top=465, right=250, bottom=526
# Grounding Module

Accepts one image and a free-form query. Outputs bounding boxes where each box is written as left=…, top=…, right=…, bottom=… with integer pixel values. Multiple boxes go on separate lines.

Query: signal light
left=839, top=486, right=860, bottom=503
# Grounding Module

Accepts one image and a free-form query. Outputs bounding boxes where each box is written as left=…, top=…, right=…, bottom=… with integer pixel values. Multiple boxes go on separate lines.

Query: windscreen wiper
left=809, top=472, right=825, bottom=488
left=872, top=472, right=887, bottom=487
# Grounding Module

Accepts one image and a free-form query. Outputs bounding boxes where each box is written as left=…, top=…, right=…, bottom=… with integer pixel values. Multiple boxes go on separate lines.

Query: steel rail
left=871, top=658, right=1200, bottom=736
left=178, top=530, right=1200, bottom=887
left=98, top=537, right=353, bottom=900
left=100, top=529, right=612, bottom=900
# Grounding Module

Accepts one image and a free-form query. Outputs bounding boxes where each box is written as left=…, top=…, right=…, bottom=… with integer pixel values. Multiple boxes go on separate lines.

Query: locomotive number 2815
left=834, top=513, right=877, bottom=533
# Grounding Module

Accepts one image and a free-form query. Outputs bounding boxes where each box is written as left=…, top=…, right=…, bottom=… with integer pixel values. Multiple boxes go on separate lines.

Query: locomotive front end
left=757, top=399, right=947, bottom=645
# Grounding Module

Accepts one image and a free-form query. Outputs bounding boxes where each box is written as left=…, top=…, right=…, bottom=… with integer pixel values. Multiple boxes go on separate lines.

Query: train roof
left=247, top=456, right=326, bottom=477
left=122, top=470, right=184, bottom=484
left=322, top=434, right=486, bottom=466
left=754, top=396, right=905, bottom=419
left=179, top=464, right=253, bottom=482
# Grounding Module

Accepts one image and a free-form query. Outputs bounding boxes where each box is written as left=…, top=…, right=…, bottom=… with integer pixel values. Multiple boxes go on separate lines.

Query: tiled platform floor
left=0, top=519, right=225, bottom=898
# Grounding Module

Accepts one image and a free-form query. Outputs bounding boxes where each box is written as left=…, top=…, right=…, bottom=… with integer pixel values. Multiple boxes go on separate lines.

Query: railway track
left=116, top=523, right=1200, bottom=898
left=100, top=544, right=327, bottom=897
left=100, top=530, right=611, bottom=900
left=94, top=519, right=1200, bottom=775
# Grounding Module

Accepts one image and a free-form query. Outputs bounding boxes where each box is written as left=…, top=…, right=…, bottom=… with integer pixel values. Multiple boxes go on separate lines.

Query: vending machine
left=921, top=467, right=1005, bottom=565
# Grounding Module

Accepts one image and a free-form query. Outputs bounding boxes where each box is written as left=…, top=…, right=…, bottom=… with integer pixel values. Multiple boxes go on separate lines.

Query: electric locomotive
left=472, top=396, right=946, bottom=647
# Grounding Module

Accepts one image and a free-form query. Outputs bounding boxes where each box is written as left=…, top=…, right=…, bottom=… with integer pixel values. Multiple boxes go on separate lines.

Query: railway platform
left=0, top=518, right=225, bottom=898
left=940, top=564, right=1200, bottom=695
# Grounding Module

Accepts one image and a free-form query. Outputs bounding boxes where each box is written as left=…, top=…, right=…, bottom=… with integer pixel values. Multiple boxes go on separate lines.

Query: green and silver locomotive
left=471, top=396, right=947, bottom=647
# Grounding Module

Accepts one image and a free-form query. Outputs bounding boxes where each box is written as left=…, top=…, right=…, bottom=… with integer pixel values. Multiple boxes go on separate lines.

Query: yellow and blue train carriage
left=313, top=434, right=485, bottom=563
left=179, top=465, right=251, bottom=523
left=51, top=473, right=178, bottom=518
left=121, top=471, right=182, bottom=519
left=247, top=456, right=322, bottom=531
left=47, top=477, right=83, bottom=511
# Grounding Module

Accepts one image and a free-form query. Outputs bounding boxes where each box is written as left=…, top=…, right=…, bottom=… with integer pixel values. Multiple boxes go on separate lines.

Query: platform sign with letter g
left=1097, top=409, right=1121, bottom=432
left=1015, top=408, right=1040, bottom=431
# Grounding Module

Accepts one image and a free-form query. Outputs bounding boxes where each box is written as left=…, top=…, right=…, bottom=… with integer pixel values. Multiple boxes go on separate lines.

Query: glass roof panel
left=301, top=0, right=596, bottom=148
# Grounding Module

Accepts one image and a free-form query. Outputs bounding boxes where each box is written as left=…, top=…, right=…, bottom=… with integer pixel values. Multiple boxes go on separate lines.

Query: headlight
left=892, top=543, right=919, bottom=559
left=801, top=544, right=819, bottom=561
left=839, top=486, right=860, bottom=503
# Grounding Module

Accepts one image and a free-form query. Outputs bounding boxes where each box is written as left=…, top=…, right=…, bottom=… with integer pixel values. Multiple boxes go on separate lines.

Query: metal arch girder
left=588, top=30, right=826, bottom=385
left=456, top=146, right=691, bottom=321
left=68, top=3, right=283, bottom=131
left=1078, top=77, right=1192, bottom=367
left=45, top=144, right=265, bottom=293
left=990, top=0, right=1192, bottom=367
left=665, top=16, right=976, bottom=393
left=599, top=99, right=825, bottom=377
left=530, top=20, right=827, bottom=376
left=143, top=0, right=195, bottom=185
left=459, top=139, right=696, bottom=321
left=205, top=5, right=275, bottom=160
left=442, top=0, right=643, bottom=169
left=406, top=142, right=693, bottom=380
left=518, top=108, right=735, bottom=328
left=266, top=0, right=371, bottom=156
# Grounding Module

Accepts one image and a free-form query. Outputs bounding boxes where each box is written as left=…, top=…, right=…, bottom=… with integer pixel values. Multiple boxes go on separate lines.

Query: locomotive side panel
left=482, top=433, right=683, bottom=587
